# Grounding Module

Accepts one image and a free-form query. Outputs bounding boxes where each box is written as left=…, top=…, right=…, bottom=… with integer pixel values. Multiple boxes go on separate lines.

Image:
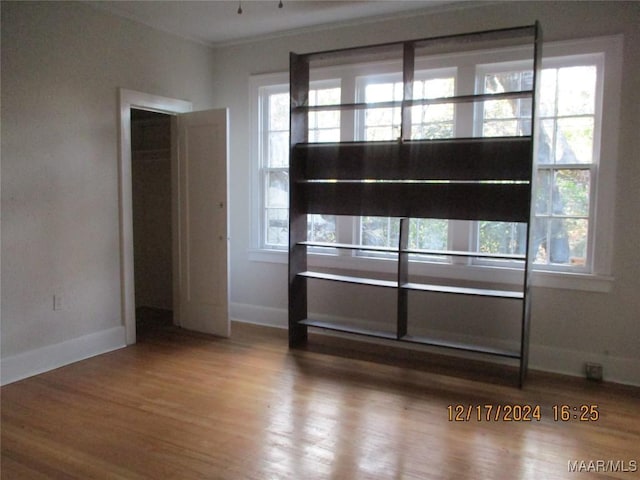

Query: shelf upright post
left=519, top=21, right=542, bottom=387
left=397, top=218, right=410, bottom=338
left=289, top=52, right=310, bottom=347
left=401, top=41, right=415, bottom=142
left=397, top=42, right=414, bottom=339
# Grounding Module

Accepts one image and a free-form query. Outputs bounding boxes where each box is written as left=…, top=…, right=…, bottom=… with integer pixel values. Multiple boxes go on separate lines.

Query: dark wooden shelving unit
left=288, top=24, right=542, bottom=387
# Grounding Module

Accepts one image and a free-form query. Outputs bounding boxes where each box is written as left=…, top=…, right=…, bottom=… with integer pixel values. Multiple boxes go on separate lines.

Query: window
left=356, top=69, right=455, bottom=253
left=474, top=57, right=600, bottom=272
left=257, top=81, right=340, bottom=248
left=250, top=36, right=620, bottom=290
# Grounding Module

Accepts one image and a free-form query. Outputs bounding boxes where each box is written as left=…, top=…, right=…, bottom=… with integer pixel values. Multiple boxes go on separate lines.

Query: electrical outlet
left=585, top=362, right=603, bottom=382
left=53, top=295, right=63, bottom=311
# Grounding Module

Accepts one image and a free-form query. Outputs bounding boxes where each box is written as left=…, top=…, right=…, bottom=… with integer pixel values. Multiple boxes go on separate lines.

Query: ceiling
left=91, top=0, right=462, bottom=46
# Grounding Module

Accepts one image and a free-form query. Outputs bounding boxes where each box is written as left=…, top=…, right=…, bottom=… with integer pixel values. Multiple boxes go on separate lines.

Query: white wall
left=213, top=1, right=640, bottom=385
left=1, top=1, right=219, bottom=382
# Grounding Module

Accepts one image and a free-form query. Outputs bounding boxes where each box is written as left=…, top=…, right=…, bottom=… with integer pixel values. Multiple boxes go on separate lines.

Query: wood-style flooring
left=2, top=320, right=639, bottom=479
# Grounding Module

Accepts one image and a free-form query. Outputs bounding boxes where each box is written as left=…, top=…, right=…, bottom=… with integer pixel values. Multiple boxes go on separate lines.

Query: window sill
left=248, top=248, right=614, bottom=293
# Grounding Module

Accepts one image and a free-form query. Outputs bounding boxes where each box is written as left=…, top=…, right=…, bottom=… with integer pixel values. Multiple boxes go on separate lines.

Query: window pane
left=562, top=218, right=589, bottom=265
left=538, top=119, right=555, bottom=164
left=268, top=131, right=289, bottom=167
left=316, top=110, right=340, bottom=128
left=482, top=71, right=532, bottom=137
left=366, top=107, right=395, bottom=126
left=269, top=93, right=289, bottom=131
left=421, top=103, right=454, bottom=124
left=531, top=217, right=588, bottom=265
left=266, top=171, right=288, bottom=208
left=409, top=219, right=448, bottom=250
left=555, top=117, right=594, bottom=164
left=266, top=208, right=288, bottom=246
left=363, top=83, right=401, bottom=140
left=531, top=219, right=549, bottom=263
left=361, top=217, right=399, bottom=247
left=539, top=69, right=557, bottom=117
left=309, top=128, right=340, bottom=143
left=484, top=99, right=517, bottom=120
left=554, top=169, right=590, bottom=216
left=483, top=119, right=519, bottom=137
left=557, top=66, right=596, bottom=116
left=365, top=82, right=402, bottom=102
left=478, top=221, right=527, bottom=255
left=366, top=126, right=400, bottom=141
left=411, top=122, right=454, bottom=140
left=535, top=170, right=552, bottom=215
left=311, top=87, right=341, bottom=106
left=308, top=214, right=336, bottom=243
left=410, top=76, right=455, bottom=140
left=485, top=71, right=533, bottom=93
left=308, top=87, right=341, bottom=143
left=416, top=77, right=455, bottom=99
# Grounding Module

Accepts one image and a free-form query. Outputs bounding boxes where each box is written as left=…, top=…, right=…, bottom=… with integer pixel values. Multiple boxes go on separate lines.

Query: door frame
left=118, top=88, right=192, bottom=345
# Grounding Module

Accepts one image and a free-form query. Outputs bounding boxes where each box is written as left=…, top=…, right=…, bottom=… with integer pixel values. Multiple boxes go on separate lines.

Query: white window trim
left=248, top=35, right=622, bottom=293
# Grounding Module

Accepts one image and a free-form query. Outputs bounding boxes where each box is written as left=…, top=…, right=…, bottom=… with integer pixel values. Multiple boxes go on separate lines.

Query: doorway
left=118, top=89, right=192, bottom=345
left=118, top=89, right=230, bottom=345
left=130, top=109, right=173, bottom=335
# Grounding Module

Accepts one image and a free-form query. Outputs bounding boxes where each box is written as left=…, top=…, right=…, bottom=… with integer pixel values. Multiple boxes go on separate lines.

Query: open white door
left=174, top=109, right=229, bottom=337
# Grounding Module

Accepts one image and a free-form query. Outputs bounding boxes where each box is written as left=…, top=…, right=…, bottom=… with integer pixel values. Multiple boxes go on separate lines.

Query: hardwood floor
left=2, top=322, right=639, bottom=479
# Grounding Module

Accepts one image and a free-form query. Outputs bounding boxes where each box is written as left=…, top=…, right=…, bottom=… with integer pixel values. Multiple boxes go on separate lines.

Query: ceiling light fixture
left=237, top=1, right=283, bottom=15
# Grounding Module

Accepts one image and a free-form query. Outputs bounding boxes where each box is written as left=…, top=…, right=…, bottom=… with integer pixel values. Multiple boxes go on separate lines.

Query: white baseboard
left=230, top=302, right=640, bottom=387
left=528, top=344, right=639, bottom=387
left=1, top=326, right=127, bottom=386
left=230, top=302, right=287, bottom=329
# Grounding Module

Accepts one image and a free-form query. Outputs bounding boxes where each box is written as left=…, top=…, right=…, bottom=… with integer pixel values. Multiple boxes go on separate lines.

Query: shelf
left=401, top=334, right=520, bottom=358
left=299, top=241, right=525, bottom=261
left=298, top=241, right=397, bottom=254
left=403, top=248, right=525, bottom=261
left=301, top=24, right=536, bottom=63
left=299, top=319, right=397, bottom=340
left=298, top=320, right=520, bottom=358
left=289, top=22, right=541, bottom=387
left=294, top=137, right=534, bottom=182
left=401, top=282, right=523, bottom=299
left=293, top=90, right=533, bottom=113
left=300, top=181, right=531, bottom=222
left=298, top=271, right=397, bottom=288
